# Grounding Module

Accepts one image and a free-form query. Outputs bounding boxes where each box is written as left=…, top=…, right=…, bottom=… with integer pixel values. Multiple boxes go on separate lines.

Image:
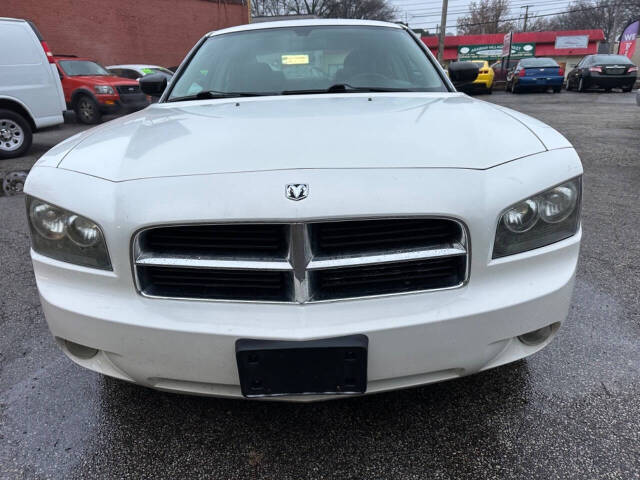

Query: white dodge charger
left=25, top=20, right=582, bottom=400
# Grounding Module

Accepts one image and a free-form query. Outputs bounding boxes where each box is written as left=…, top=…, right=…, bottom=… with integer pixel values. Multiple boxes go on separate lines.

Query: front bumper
left=35, top=236, right=578, bottom=400
left=97, top=93, right=149, bottom=113
left=26, top=149, right=583, bottom=401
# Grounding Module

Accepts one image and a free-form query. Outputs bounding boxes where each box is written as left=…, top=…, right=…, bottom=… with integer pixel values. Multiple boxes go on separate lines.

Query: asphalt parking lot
left=1, top=90, right=639, bottom=479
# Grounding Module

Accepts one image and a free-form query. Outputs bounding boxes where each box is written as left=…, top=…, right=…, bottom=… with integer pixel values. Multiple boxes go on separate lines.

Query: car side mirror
left=448, top=61, right=479, bottom=87
left=139, top=73, right=167, bottom=97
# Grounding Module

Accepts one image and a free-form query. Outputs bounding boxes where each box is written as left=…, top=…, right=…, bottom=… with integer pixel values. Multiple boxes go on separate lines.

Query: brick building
left=1, top=0, right=249, bottom=67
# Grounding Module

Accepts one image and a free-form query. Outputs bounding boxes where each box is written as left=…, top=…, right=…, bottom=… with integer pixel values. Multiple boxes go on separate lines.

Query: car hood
left=71, top=75, right=139, bottom=86
left=53, top=93, right=568, bottom=182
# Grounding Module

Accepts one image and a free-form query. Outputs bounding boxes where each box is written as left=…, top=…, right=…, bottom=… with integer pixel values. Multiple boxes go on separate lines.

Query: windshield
left=591, top=55, right=633, bottom=65
left=168, top=25, right=447, bottom=101
left=59, top=60, right=111, bottom=76
left=519, top=58, right=558, bottom=68
left=141, top=67, right=174, bottom=76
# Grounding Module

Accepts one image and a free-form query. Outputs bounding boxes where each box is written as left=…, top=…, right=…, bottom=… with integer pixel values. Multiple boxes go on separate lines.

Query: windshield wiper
left=281, top=84, right=414, bottom=95
left=168, top=90, right=266, bottom=102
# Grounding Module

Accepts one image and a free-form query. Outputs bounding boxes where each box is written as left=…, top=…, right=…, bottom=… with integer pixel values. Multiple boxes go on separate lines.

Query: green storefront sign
left=457, top=43, right=535, bottom=60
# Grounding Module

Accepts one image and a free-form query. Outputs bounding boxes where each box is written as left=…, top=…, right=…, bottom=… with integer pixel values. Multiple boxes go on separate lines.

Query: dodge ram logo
left=286, top=184, right=309, bottom=201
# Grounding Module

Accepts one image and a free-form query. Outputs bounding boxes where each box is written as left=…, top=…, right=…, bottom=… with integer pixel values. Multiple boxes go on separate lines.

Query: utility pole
left=521, top=5, right=530, bottom=32
left=437, top=0, right=448, bottom=64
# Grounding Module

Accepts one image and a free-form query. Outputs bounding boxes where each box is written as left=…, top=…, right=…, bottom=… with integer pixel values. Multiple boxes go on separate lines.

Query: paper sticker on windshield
left=141, top=68, right=154, bottom=74
left=282, top=54, right=309, bottom=65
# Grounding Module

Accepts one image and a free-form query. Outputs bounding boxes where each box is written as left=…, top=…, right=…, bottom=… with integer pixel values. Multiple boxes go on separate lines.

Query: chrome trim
left=307, top=245, right=466, bottom=270
left=132, top=217, right=471, bottom=304
left=136, top=255, right=293, bottom=271
left=289, top=223, right=312, bottom=303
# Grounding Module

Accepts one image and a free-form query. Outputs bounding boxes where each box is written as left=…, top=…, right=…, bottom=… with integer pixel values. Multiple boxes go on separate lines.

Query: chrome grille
left=115, top=84, right=141, bottom=94
left=133, top=218, right=469, bottom=303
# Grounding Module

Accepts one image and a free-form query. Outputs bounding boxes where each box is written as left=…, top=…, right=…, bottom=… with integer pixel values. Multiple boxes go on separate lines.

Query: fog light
left=64, top=339, right=99, bottom=359
left=518, top=325, right=554, bottom=346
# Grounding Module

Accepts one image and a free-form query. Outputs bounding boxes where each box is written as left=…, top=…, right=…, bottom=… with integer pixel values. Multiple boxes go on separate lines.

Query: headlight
left=94, top=85, right=114, bottom=94
left=493, top=177, right=581, bottom=258
left=26, top=196, right=111, bottom=270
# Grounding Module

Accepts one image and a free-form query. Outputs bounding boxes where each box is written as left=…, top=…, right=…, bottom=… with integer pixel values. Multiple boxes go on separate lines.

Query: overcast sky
left=390, top=0, right=574, bottom=34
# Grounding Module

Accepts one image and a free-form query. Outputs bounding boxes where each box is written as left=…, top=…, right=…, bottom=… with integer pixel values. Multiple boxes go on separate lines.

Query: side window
left=110, top=68, right=122, bottom=77
left=123, top=69, right=140, bottom=79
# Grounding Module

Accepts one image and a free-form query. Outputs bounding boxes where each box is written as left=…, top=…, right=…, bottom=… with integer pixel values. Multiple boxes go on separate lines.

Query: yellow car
left=471, top=60, right=495, bottom=93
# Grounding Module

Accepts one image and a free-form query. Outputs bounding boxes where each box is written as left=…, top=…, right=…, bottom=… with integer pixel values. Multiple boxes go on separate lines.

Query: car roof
left=54, top=56, right=95, bottom=62
left=107, top=64, right=166, bottom=70
left=206, top=19, right=402, bottom=38
left=0, top=17, right=28, bottom=23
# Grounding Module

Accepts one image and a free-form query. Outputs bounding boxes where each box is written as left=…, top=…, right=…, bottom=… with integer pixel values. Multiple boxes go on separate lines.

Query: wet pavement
left=1, top=91, right=639, bottom=479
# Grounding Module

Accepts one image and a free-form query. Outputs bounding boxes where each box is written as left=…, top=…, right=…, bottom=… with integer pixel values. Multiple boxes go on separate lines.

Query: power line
left=409, top=1, right=632, bottom=26
left=410, top=3, right=580, bottom=18
left=404, top=0, right=571, bottom=15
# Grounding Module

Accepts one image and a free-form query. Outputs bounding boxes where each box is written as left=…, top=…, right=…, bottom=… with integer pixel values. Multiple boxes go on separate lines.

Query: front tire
left=0, top=109, right=32, bottom=159
left=75, top=95, right=102, bottom=124
left=622, top=85, right=633, bottom=92
left=553, top=86, right=561, bottom=93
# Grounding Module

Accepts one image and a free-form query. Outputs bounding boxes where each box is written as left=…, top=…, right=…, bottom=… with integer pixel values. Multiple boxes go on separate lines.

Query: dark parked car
left=490, top=59, right=519, bottom=82
left=566, top=54, right=637, bottom=92
left=506, top=57, right=564, bottom=93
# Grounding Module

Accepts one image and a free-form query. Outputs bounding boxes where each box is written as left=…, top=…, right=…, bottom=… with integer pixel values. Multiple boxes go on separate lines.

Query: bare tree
left=545, top=0, right=640, bottom=45
left=456, top=0, right=516, bottom=34
left=251, top=0, right=396, bottom=21
left=325, top=0, right=396, bottom=20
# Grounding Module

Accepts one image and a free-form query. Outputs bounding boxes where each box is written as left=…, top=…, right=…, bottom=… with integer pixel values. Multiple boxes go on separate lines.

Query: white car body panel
left=24, top=19, right=583, bottom=401
left=0, top=17, right=65, bottom=129
left=53, top=94, right=551, bottom=181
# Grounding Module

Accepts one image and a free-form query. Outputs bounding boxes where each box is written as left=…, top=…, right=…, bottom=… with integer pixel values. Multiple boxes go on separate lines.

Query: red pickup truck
left=54, top=56, right=149, bottom=124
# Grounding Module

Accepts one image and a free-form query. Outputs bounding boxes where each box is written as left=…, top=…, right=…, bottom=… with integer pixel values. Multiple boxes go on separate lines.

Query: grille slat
left=139, top=266, right=293, bottom=301
left=312, top=219, right=461, bottom=256
left=311, top=257, right=465, bottom=301
left=135, top=219, right=468, bottom=302
left=142, top=224, right=288, bottom=257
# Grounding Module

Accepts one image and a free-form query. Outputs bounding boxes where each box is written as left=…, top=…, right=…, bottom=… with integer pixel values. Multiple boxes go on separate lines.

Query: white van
left=0, top=18, right=66, bottom=159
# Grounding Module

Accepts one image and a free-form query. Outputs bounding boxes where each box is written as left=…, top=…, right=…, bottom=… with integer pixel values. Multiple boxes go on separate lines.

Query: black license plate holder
left=236, top=335, right=368, bottom=397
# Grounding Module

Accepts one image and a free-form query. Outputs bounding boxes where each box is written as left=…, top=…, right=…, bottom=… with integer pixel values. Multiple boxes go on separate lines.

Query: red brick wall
left=2, top=0, right=249, bottom=67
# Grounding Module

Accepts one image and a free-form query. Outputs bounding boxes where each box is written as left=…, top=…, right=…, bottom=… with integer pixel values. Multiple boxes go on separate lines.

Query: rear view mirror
left=448, top=62, right=479, bottom=87
left=139, top=73, right=167, bottom=97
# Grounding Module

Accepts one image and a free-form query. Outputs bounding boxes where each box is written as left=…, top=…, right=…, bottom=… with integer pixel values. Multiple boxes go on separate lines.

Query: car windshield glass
left=59, top=60, right=111, bottom=76
left=471, top=61, right=486, bottom=68
left=141, top=67, right=174, bottom=76
left=168, top=25, right=447, bottom=100
left=520, top=58, right=558, bottom=68
left=592, top=55, right=633, bottom=65
left=152, top=67, right=174, bottom=75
